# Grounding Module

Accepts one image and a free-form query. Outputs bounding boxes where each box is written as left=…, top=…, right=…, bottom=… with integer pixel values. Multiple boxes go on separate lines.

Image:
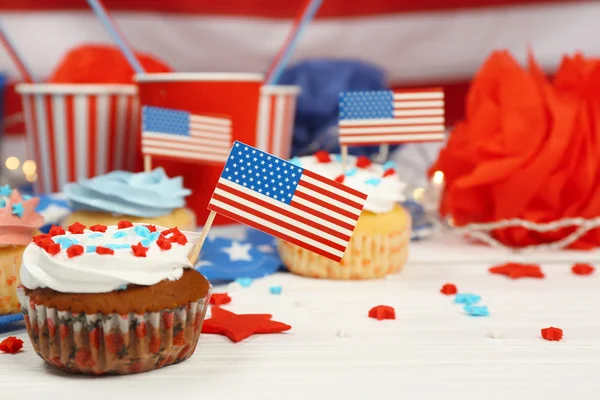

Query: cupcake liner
left=0, top=247, right=25, bottom=315
left=279, top=209, right=411, bottom=280
left=17, top=287, right=211, bottom=375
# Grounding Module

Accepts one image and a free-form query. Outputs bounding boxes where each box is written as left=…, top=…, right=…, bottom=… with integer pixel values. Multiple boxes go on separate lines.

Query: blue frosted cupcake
left=61, top=168, right=195, bottom=230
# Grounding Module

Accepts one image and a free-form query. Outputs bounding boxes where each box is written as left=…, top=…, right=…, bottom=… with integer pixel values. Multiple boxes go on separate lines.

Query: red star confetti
left=572, top=263, right=595, bottom=276
left=48, top=225, right=66, bottom=237
left=67, top=222, right=86, bottom=234
left=314, top=150, right=331, bottom=163
left=383, top=168, right=396, bottom=177
left=89, top=224, right=107, bottom=233
left=32, top=234, right=52, bottom=247
left=131, top=243, right=149, bottom=257
left=67, top=244, right=84, bottom=258
left=368, top=305, right=395, bottom=320
left=0, top=336, right=24, bottom=353
left=145, top=224, right=157, bottom=232
left=334, top=174, right=345, bottom=184
left=156, top=236, right=172, bottom=250
left=541, top=327, right=563, bottom=341
left=356, top=155, right=372, bottom=168
left=45, top=243, right=61, bottom=256
left=440, top=283, right=458, bottom=295
left=202, top=307, right=291, bottom=342
left=210, top=293, right=232, bottom=306
left=96, top=246, right=115, bottom=256
left=118, top=220, right=134, bottom=229
left=489, top=262, right=545, bottom=279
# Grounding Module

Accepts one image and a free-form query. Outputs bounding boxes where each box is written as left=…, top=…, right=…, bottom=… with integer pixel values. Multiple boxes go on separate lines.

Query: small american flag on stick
left=142, top=106, right=232, bottom=164
left=338, top=88, right=445, bottom=146
left=207, top=141, right=368, bottom=262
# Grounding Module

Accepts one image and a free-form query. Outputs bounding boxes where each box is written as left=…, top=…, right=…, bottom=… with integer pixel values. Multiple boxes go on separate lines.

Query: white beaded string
left=451, top=217, right=600, bottom=252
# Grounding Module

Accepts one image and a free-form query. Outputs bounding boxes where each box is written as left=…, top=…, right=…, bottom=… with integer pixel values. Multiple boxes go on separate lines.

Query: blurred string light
left=22, top=160, right=36, bottom=175
left=5, top=157, right=19, bottom=170
left=3, top=157, right=38, bottom=182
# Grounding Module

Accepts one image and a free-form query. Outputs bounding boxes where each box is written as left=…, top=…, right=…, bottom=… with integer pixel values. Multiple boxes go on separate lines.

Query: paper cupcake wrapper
left=279, top=228, right=410, bottom=280
left=17, top=287, right=211, bottom=375
left=0, top=248, right=24, bottom=315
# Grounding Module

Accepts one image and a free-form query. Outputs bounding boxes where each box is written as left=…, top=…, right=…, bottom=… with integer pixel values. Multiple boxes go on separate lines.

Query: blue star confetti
left=86, top=246, right=97, bottom=253
left=365, top=177, right=381, bottom=186
left=345, top=168, right=358, bottom=177
left=88, top=233, right=104, bottom=239
left=134, top=225, right=151, bottom=237
left=454, top=293, right=481, bottom=305
left=54, top=236, right=78, bottom=249
left=464, top=305, right=490, bottom=317
left=235, top=277, right=253, bottom=288
left=113, top=231, right=128, bottom=239
left=270, top=285, right=282, bottom=295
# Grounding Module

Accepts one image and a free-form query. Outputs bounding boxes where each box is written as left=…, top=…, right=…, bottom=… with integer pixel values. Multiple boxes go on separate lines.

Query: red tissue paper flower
left=541, top=327, right=563, bottom=341
left=430, top=51, right=600, bottom=249
left=368, top=305, right=395, bottom=320
left=0, top=336, right=24, bottom=353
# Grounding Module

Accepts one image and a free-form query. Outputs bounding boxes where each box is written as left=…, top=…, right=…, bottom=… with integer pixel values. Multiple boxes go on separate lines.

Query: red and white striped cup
left=16, top=84, right=140, bottom=194
left=134, top=72, right=300, bottom=225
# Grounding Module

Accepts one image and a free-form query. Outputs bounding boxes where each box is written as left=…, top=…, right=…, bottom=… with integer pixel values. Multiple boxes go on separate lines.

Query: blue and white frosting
left=63, top=168, right=190, bottom=218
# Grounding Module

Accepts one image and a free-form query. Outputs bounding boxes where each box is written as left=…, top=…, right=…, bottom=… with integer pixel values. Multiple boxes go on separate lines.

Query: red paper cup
left=16, top=84, right=140, bottom=194
left=134, top=73, right=300, bottom=226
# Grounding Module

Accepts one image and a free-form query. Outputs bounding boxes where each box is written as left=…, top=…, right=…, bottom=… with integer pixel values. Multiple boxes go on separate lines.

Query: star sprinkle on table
left=201, top=307, right=291, bottom=342
left=489, top=262, right=545, bottom=279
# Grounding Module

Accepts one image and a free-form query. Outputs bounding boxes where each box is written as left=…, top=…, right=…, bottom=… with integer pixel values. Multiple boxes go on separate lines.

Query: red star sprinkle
left=202, top=307, right=291, bottom=342
left=572, top=263, right=595, bottom=276
left=162, top=227, right=187, bottom=245
left=356, top=155, right=372, bottom=168
left=67, top=245, right=84, bottom=258
left=440, top=283, right=458, bottom=295
left=145, top=225, right=157, bottom=232
left=67, top=222, right=86, bottom=234
left=210, top=293, right=232, bottom=306
left=96, top=246, right=115, bottom=255
left=0, top=336, right=24, bottom=353
left=541, top=327, right=563, bottom=341
left=48, top=225, right=65, bottom=237
left=45, top=243, right=61, bottom=256
left=156, top=236, right=172, bottom=250
left=368, top=305, right=396, bottom=320
left=118, top=220, right=134, bottom=229
left=489, top=262, right=545, bottom=279
left=89, top=224, right=107, bottom=233
left=32, top=234, right=51, bottom=246
left=314, top=150, right=331, bottom=163
left=131, top=243, right=149, bottom=257
left=334, top=174, right=345, bottom=184
left=383, top=168, right=396, bottom=177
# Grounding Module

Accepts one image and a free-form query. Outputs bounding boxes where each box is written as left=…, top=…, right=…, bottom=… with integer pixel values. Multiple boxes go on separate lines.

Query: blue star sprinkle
left=269, top=285, right=282, bottom=295
left=383, top=161, right=397, bottom=171
left=454, top=293, right=481, bottom=305
left=22, top=195, right=32, bottom=201
left=0, top=199, right=5, bottom=208
left=88, top=233, right=104, bottom=239
left=54, top=236, right=79, bottom=249
left=332, top=154, right=343, bottom=162
left=141, top=239, right=152, bottom=247
left=345, top=168, right=358, bottom=177
left=0, top=185, right=12, bottom=197
left=134, top=225, right=151, bottom=237
left=105, top=243, right=131, bottom=250
left=147, top=232, right=160, bottom=242
left=290, top=157, right=302, bottom=166
left=116, top=285, right=128, bottom=291
left=365, top=177, right=381, bottom=186
left=112, top=231, right=128, bottom=239
left=86, top=245, right=97, bottom=253
left=464, top=305, right=490, bottom=317
left=234, top=277, right=253, bottom=288
left=11, top=203, right=24, bottom=217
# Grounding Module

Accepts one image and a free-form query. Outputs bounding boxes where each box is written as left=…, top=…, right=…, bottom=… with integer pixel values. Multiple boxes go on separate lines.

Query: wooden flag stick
left=341, top=145, right=349, bottom=172
left=376, top=144, right=389, bottom=163
left=144, top=155, right=152, bottom=172
left=196, top=210, right=216, bottom=254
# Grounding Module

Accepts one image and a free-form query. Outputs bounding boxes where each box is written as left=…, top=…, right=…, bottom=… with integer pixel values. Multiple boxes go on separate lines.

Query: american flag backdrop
left=208, top=141, right=368, bottom=262
left=142, top=106, right=232, bottom=164
left=17, top=86, right=140, bottom=194
left=338, top=88, right=445, bottom=146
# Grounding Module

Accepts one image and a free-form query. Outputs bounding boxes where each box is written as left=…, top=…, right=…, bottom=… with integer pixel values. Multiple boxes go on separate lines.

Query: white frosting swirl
left=296, top=155, right=405, bottom=213
left=20, top=224, right=201, bottom=294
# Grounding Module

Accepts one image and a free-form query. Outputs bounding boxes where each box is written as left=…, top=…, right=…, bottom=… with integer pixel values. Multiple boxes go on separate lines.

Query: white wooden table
left=2, top=234, right=600, bottom=399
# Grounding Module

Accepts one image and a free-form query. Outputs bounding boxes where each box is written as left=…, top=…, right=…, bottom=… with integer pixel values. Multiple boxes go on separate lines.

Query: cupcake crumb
left=336, top=329, right=350, bottom=338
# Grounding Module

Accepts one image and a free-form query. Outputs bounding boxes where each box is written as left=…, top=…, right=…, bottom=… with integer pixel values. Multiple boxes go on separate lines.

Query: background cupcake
left=61, top=168, right=195, bottom=230
left=18, top=223, right=210, bottom=375
left=0, top=186, right=44, bottom=314
left=278, top=152, right=410, bottom=280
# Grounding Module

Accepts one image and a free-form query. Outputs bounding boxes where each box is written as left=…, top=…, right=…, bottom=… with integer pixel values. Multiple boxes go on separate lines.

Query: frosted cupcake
left=62, top=168, right=195, bottom=230
left=278, top=152, right=411, bottom=279
left=17, top=222, right=210, bottom=375
left=0, top=186, right=44, bottom=314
